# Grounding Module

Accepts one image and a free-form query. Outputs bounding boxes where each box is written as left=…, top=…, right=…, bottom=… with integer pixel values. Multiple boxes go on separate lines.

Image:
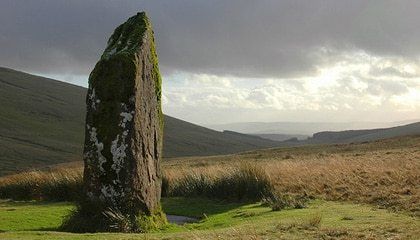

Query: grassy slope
left=310, top=122, right=420, bottom=144
left=254, top=122, right=420, bottom=145
left=0, top=198, right=419, bottom=239
left=0, top=67, right=281, bottom=176
left=164, top=117, right=280, bottom=157
left=252, top=133, right=309, bottom=141
left=0, top=67, right=85, bottom=176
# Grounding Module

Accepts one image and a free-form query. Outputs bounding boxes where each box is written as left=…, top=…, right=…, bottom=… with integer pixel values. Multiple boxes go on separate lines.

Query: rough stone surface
left=83, top=12, right=163, bottom=217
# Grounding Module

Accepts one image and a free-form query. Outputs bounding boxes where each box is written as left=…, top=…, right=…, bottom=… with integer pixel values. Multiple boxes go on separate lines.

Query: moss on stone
left=60, top=199, right=167, bottom=233
left=85, top=11, right=163, bottom=188
left=76, top=11, right=165, bottom=233
left=136, top=205, right=168, bottom=232
left=149, top=24, right=164, bottom=137
left=101, top=12, right=148, bottom=60
left=92, top=11, right=163, bottom=139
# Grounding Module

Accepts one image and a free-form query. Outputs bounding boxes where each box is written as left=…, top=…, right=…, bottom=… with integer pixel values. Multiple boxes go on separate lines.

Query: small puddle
left=166, top=215, right=198, bottom=225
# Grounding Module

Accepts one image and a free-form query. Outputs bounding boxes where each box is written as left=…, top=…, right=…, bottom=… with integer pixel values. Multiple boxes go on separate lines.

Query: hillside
left=209, top=120, right=419, bottom=135
left=250, top=122, right=420, bottom=146
left=163, top=123, right=281, bottom=158
left=251, top=133, right=309, bottom=142
left=309, top=122, right=420, bottom=144
left=0, top=67, right=281, bottom=176
left=0, top=67, right=86, bottom=176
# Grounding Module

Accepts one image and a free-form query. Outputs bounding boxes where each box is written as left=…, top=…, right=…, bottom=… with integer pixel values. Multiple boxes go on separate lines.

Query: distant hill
left=0, top=67, right=281, bottom=176
left=251, top=133, right=309, bottom=142
left=208, top=118, right=420, bottom=145
left=208, top=120, right=419, bottom=135
left=164, top=124, right=281, bottom=158
left=309, top=122, right=420, bottom=144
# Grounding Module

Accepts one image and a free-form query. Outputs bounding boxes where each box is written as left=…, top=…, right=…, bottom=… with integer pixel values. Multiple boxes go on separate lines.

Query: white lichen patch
left=119, top=103, right=135, bottom=128
left=88, top=88, right=100, bottom=110
left=112, top=180, right=120, bottom=185
left=107, top=47, right=117, bottom=56
left=108, top=103, right=135, bottom=177
left=119, top=111, right=134, bottom=128
left=88, top=126, right=106, bottom=172
left=100, top=185, right=118, bottom=203
left=129, top=95, right=135, bottom=103
left=99, top=184, right=125, bottom=204
left=111, top=134, right=127, bottom=174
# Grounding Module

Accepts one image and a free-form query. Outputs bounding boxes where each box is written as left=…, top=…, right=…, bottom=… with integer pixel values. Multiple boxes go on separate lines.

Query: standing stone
left=62, top=12, right=165, bottom=232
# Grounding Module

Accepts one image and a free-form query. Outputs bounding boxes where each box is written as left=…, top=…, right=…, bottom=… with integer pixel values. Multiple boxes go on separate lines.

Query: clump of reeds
left=163, top=163, right=274, bottom=201
left=262, top=192, right=310, bottom=211
left=1, top=164, right=274, bottom=202
left=0, top=168, right=82, bottom=201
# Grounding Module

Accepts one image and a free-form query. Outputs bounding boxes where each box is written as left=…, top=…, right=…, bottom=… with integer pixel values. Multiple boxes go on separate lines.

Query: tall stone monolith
left=62, top=12, right=165, bottom=233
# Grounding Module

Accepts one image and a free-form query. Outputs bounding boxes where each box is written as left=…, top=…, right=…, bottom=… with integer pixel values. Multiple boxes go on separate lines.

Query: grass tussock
left=0, top=169, right=82, bottom=201
left=0, top=164, right=274, bottom=203
left=262, top=192, right=310, bottom=211
left=163, top=163, right=273, bottom=201
left=275, top=214, right=322, bottom=232
left=60, top=199, right=167, bottom=233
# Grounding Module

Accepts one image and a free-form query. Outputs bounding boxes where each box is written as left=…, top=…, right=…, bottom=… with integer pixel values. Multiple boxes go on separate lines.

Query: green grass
left=1, top=198, right=419, bottom=239
left=0, top=201, right=73, bottom=231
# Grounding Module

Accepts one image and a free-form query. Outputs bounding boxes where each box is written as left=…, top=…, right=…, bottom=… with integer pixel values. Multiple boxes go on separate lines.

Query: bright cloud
left=163, top=50, right=420, bottom=124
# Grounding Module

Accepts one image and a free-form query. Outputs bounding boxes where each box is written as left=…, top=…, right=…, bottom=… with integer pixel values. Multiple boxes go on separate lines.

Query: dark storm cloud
left=1, top=0, right=420, bottom=77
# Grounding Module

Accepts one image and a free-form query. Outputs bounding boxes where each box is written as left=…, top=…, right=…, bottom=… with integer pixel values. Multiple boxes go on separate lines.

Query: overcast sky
left=1, top=0, right=419, bottom=125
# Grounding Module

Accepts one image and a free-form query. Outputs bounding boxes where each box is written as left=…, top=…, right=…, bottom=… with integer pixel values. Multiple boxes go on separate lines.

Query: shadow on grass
left=0, top=199, right=72, bottom=207
left=31, top=227, right=60, bottom=231
left=161, top=197, right=248, bottom=219
left=7, top=197, right=249, bottom=232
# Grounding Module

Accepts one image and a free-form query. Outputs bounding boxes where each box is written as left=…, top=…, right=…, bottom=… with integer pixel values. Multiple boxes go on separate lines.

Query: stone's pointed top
left=101, top=12, right=152, bottom=60
left=136, top=11, right=146, bottom=17
left=128, top=11, right=148, bottom=24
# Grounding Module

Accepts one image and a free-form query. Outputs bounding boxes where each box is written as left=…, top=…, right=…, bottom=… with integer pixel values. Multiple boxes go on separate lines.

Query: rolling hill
left=251, top=122, right=420, bottom=147
left=309, top=122, right=420, bottom=144
left=0, top=67, right=281, bottom=176
left=211, top=119, right=420, bottom=145
left=251, top=133, right=309, bottom=142
left=209, top=119, right=419, bottom=135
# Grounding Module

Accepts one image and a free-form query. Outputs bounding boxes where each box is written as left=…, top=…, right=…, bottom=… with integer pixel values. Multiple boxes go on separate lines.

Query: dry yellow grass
left=0, top=169, right=82, bottom=201
left=163, top=135, right=420, bottom=215
left=1, top=135, right=419, bottom=215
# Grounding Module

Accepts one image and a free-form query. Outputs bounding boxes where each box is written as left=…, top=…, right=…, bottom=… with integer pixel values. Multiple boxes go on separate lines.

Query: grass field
left=1, top=198, right=419, bottom=239
left=0, top=135, right=419, bottom=239
left=164, top=135, right=420, bottom=216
